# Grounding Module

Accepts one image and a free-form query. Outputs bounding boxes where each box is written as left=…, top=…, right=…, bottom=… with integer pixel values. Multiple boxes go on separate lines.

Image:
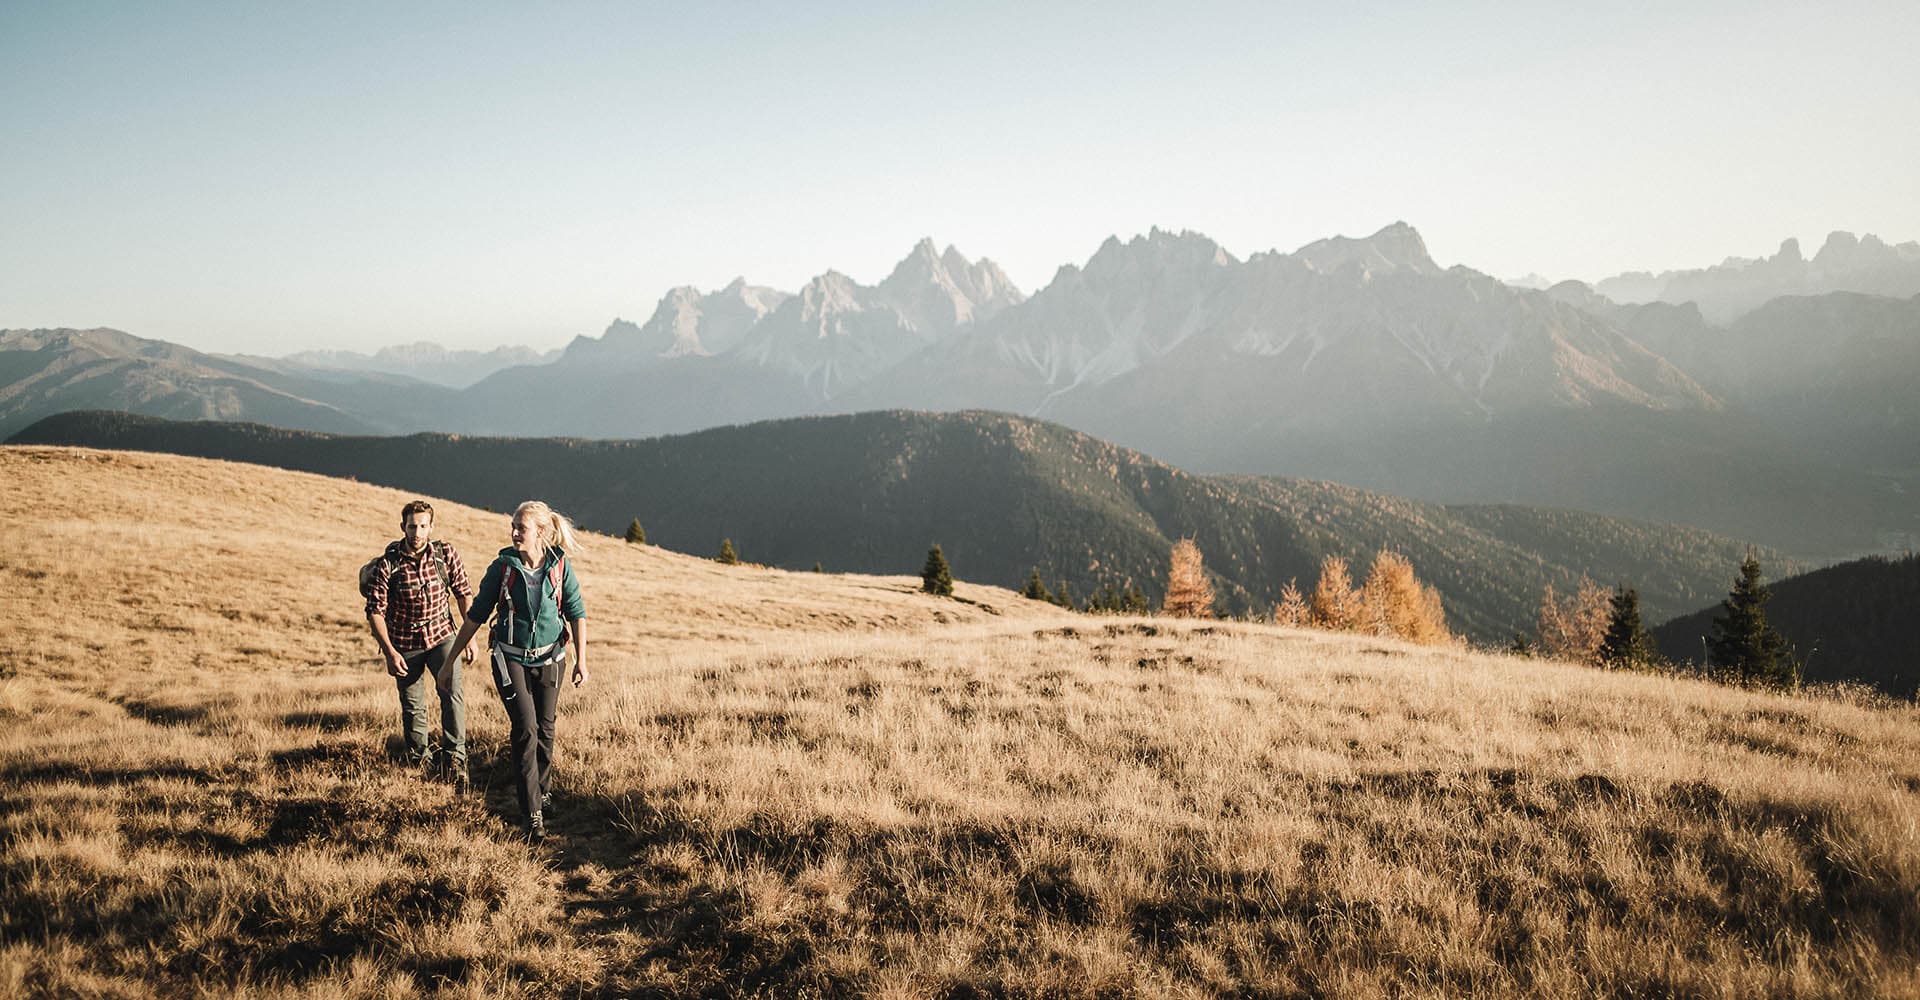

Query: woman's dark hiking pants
left=495, top=652, right=561, bottom=820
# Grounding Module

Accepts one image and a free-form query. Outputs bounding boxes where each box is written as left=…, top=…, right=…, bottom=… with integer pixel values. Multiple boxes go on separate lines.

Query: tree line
left=629, top=513, right=1797, bottom=689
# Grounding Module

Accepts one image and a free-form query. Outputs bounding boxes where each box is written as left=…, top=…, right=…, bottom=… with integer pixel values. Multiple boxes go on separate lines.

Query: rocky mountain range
left=1593, top=230, right=1920, bottom=324
left=6, top=223, right=1916, bottom=559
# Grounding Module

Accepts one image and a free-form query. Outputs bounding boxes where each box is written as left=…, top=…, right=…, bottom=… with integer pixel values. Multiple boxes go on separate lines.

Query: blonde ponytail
left=513, top=500, right=585, bottom=557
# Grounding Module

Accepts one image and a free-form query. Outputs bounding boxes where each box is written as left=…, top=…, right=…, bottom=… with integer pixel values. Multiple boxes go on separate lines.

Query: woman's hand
left=566, top=619, right=586, bottom=688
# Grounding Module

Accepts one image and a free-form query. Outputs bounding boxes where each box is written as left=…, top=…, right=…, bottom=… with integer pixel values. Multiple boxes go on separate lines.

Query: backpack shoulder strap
left=429, top=540, right=451, bottom=593
left=499, top=561, right=519, bottom=612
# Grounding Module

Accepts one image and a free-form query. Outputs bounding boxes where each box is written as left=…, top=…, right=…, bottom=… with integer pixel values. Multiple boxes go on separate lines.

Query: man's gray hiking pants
left=396, top=636, right=465, bottom=769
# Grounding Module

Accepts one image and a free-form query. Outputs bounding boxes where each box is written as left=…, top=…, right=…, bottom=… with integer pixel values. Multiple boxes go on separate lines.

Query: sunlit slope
left=10, top=408, right=1799, bottom=639
left=2, top=446, right=1916, bottom=998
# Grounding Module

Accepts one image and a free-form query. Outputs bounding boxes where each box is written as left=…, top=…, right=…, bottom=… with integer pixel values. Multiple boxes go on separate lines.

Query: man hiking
left=365, top=499, right=477, bottom=790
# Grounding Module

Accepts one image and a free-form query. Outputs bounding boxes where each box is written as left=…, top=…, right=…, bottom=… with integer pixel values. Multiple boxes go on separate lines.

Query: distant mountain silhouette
left=268, top=342, right=560, bottom=389
left=11, top=409, right=1794, bottom=642
left=1594, top=231, right=1920, bottom=324
left=0, top=327, right=456, bottom=439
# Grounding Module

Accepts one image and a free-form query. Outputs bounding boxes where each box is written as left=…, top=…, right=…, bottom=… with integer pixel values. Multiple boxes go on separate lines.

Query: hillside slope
left=2, top=445, right=1915, bottom=997
left=1654, top=554, right=1920, bottom=698
left=8, top=409, right=1794, bottom=642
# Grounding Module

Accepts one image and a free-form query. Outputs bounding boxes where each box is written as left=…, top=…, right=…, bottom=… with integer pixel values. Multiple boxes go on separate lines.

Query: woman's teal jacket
left=466, top=546, right=585, bottom=649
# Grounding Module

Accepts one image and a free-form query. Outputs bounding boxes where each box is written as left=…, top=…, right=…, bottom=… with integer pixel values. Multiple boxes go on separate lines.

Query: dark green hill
left=1653, top=554, right=1920, bottom=698
left=10, top=409, right=1789, bottom=641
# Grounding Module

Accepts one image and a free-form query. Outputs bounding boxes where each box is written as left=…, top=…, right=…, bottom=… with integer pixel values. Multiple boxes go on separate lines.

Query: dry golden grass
left=3, top=445, right=1918, bottom=998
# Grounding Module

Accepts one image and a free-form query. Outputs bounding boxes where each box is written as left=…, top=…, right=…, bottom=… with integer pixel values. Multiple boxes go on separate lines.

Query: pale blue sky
left=4, top=2, right=1917, bottom=353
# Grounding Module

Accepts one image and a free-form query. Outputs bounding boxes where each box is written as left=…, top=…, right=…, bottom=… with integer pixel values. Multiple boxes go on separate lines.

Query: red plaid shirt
left=365, top=540, right=473, bottom=651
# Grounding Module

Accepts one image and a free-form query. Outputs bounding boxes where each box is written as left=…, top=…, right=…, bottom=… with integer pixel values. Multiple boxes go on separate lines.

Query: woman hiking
left=443, top=500, right=587, bottom=843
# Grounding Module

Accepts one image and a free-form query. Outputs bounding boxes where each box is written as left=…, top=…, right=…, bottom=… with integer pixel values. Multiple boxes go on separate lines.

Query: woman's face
left=511, top=514, right=543, bottom=553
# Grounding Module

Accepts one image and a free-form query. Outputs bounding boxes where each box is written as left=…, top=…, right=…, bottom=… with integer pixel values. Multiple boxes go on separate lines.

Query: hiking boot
left=449, top=768, right=470, bottom=796
left=526, top=812, right=546, bottom=844
left=539, top=791, right=553, bottom=816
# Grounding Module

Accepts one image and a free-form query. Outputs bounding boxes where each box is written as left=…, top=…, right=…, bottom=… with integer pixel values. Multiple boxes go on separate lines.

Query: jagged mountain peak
left=1810, top=230, right=1903, bottom=268
left=1818, top=231, right=1861, bottom=258
left=875, top=239, right=1025, bottom=330
left=1292, top=221, right=1439, bottom=277
left=604, top=317, right=645, bottom=338
left=1082, top=229, right=1236, bottom=283
left=806, top=269, right=859, bottom=292
left=882, top=239, right=946, bottom=287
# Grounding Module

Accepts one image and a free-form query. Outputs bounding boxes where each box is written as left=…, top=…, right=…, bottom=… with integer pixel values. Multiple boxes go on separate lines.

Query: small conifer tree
left=1053, top=579, right=1077, bottom=611
left=1342, top=551, right=1450, bottom=644
left=1162, top=539, right=1215, bottom=618
left=1309, top=555, right=1363, bottom=631
left=717, top=538, right=739, bottom=565
left=1707, top=555, right=1796, bottom=687
left=1598, top=584, right=1656, bottom=669
left=624, top=518, right=647, bottom=545
left=1274, top=579, right=1309, bottom=627
left=921, top=544, right=954, bottom=596
left=1124, top=582, right=1149, bottom=614
left=813, top=561, right=824, bottom=573
left=1021, top=568, right=1053, bottom=603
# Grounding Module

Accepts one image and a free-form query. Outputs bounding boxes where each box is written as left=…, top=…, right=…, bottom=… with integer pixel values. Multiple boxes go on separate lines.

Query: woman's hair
left=513, top=500, right=584, bottom=556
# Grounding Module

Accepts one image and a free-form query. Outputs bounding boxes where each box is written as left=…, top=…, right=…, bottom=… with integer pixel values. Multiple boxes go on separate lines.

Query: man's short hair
left=400, top=500, right=435, bottom=524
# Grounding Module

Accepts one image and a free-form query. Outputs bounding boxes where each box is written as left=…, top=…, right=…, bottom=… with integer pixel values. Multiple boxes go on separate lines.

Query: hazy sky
left=5, top=2, right=1918, bottom=354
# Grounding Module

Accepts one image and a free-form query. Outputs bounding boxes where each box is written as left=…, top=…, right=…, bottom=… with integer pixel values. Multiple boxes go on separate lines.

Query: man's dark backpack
left=358, top=541, right=456, bottom=628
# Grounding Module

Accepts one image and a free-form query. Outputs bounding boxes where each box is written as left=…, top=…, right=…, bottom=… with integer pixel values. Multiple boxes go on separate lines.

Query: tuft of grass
left=3, top=445, right=1918, bottom=997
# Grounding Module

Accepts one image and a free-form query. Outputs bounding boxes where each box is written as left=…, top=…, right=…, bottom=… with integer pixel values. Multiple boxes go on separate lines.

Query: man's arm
left=439, top=613, right=487, bottom=694
left=443, top=545, right=479, bottom=663
left=452, top=589, right=476, bottom=663
left=367, top=612, right=407, bottom=677
left=365, top=560, right=408, bottom=677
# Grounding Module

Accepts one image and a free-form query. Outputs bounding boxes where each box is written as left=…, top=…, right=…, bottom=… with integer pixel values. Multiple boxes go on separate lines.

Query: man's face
left=402, top=511, right=434, bottom=550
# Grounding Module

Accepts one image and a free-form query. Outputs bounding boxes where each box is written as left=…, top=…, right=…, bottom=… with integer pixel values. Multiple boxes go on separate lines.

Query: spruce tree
left=624, top=518, right=647, bottom=545
left=1021, top=568, right=1053, bottom=603
left=1598, top=584, right=1656, bottom=669
left=1707, top=555, right=1795, bottom=687
left=1125, top=583, right=1149, bottom=614
left=717, top=538, right=739, bottom=565
left=921, top=544, right=953, bottom=596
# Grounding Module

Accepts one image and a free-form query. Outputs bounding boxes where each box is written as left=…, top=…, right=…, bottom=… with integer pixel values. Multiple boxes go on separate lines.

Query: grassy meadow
left=2, top=445, right=1917, bottom=998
